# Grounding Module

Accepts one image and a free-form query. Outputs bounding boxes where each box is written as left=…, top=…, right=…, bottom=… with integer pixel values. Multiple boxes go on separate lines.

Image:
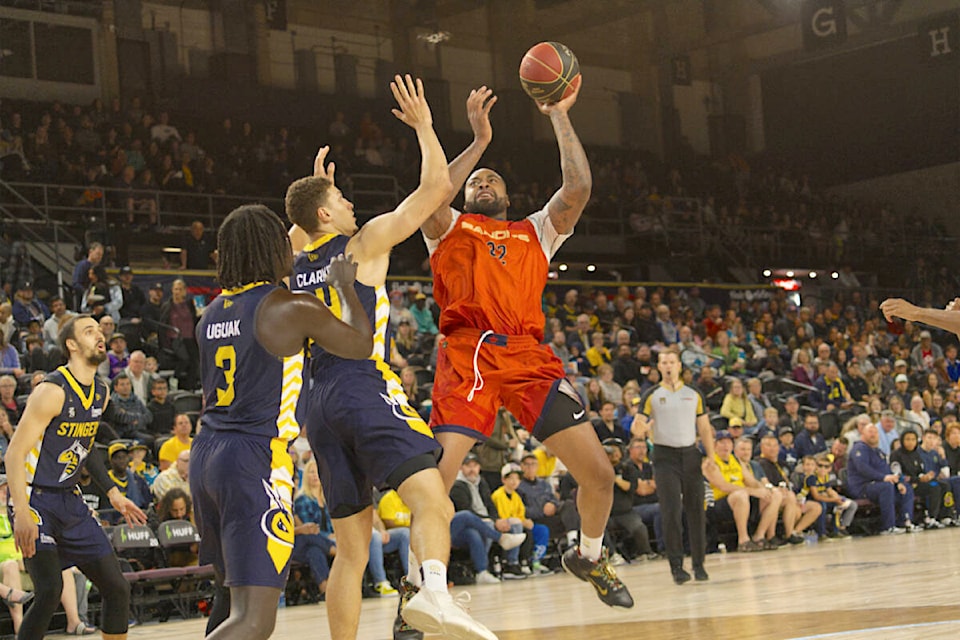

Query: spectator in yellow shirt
left=491, top=464, right=552, bottom=578
left=158, top=413, right=193, bottom=471
left=585, top=331, right=612, bottom=376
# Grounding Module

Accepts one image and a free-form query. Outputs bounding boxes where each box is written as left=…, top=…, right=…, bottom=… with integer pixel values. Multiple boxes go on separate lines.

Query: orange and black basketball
left=519, top=41, right=581, bottom=104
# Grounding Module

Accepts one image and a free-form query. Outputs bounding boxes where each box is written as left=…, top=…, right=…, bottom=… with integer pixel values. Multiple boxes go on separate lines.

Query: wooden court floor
left=123, top=529, right=960, bottom=640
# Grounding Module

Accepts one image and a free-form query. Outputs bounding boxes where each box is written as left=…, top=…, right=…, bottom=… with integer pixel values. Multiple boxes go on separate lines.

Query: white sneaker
left=498, top=532, right=526, bottom=551
left=475, top=570, right=501, bottom=585
left=880, top=526, right=906, bottom=535
left=609, top=552, right=627, bottom=566
left=401, top=588, right=498, bottom=640
left=904, top=521, right=922, bottom=533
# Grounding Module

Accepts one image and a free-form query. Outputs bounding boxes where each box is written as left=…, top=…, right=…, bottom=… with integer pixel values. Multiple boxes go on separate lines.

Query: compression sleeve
left=84, top=445, right=114, bottom=495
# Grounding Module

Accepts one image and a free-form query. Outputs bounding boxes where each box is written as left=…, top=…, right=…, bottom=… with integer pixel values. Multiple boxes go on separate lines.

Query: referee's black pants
left=653, top=444, right=706, bottom=569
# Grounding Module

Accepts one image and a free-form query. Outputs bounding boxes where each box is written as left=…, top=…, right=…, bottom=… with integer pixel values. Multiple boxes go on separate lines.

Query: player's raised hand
left=946, top=297, right=960, bottom=313
left=537, top=78, right=580, bottom=116
left=390, top=74, right=432, bottom=130
left=466, top=86, right=497, bottom=146
left=327, top=253, right=359, bottom=289
left=313, top=145, right=336, bottom=184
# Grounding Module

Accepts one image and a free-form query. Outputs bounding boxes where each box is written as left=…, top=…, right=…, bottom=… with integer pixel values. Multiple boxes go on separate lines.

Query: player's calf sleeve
left=19, top=551, right=65, bottom=640
left=78, top=554, right=130, bottom=634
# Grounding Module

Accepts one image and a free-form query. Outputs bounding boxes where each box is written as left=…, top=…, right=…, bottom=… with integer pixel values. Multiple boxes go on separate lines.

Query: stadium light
left=586, top=264, right=596, bottom=272
left=831, top=271, right=839, bottom=279
left=762, top=269, right=772, bottom=277
left=809, top=271, right=817, bottom=278
left=558, top=264, right=568, bottom=272
left=786, top=270, right=794, bottom=278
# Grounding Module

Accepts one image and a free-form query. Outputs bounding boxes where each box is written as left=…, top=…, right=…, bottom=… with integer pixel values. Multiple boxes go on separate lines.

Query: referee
left=634, top=348, right=715, bottom=585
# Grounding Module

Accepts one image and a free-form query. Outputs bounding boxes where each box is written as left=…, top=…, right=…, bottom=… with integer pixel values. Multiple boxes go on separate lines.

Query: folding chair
left=156, top=520, right=215, bottom=618
left=172, top=392, right=203, bottom=415
left=110, top=525, right=185, bottom=623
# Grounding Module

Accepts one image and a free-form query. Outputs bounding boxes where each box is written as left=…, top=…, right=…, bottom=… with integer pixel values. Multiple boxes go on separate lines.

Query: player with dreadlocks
left=191, top=204, right=373, bottom=640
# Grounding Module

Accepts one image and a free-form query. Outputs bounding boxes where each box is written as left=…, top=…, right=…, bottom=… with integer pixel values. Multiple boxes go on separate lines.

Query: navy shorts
left=190, top=430, right=295, bottom=588
left=9, top=488, right=113, bottom=569
left=305, top=359, right=440, bottom=517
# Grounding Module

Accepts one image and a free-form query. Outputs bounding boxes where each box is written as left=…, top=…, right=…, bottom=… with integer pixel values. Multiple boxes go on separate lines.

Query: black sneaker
left=671, top=566, right=691, bottom=585
left=693, top=566, right=709, bottom=582
left=787, top=534, right=805, bottom=545
left=561, top=548, right=634, bottom=608
left=501, top=563, right=527, bottom=580
left=393, top=578, right=424, bottom=640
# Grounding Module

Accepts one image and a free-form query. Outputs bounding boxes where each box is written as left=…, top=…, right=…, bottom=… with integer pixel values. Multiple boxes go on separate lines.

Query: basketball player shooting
left=420, top=78, right=634, bottom=608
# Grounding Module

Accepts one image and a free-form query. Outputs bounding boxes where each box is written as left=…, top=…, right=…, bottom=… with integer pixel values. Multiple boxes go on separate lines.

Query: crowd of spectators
left=3, top=94, right=958, bottom=298
left=0, top=96, right=309, bottom=206
left=370, top=278, right=960, bottom=576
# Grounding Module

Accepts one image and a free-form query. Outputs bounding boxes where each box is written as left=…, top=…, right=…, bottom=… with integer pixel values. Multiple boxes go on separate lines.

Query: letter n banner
left=802, top=0, right=847, bottom=52
left=919, top=12, right=959, bottom=63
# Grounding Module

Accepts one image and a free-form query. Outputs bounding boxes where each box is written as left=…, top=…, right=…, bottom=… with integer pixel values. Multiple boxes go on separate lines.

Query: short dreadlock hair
left=216, top=204, right=290, bottom=290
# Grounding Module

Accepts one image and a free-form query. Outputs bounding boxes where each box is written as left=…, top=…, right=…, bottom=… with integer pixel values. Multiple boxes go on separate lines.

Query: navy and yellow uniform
left=9, top=367, right=113, bottom=567
left=292, top=234, right=438, bottom=516
left=191, top=282, right=304, bottom=588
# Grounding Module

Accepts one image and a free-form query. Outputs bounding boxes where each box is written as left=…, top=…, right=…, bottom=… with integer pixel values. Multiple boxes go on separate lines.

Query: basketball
left=519, top=41, right=581, bottom=104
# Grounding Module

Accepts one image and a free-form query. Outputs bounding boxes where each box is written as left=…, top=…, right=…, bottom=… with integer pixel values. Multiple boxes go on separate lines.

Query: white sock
left=407, top=548, right=422, bottom=587
left=421, top=559, right=448, bottom=593
left=579, top=533, right=603, bottom=562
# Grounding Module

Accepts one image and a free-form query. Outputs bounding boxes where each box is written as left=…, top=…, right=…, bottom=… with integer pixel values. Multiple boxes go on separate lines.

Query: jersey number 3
left=214, top=345, right=236, bottom=406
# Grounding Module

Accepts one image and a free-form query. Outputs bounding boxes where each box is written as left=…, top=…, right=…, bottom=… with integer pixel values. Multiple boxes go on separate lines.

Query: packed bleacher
left=3, top=95, right=958, bottom=289
left=3, top=95, right=960, bottom=634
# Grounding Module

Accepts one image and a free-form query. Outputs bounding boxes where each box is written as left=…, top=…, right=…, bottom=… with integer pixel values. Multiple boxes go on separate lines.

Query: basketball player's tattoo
left=549, top=110, right=591, bottom=234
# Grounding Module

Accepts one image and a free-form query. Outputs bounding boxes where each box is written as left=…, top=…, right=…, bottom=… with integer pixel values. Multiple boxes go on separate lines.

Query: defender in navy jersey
left=194, top=204, right=372, bottom=640
left=5, top=315, right=147, bottom=640
left=287, top=75, right=495, bottom=640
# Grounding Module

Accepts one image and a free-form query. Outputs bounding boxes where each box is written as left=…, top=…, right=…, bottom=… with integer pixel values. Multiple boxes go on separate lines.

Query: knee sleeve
left=78, top=554, right=130, bottom=635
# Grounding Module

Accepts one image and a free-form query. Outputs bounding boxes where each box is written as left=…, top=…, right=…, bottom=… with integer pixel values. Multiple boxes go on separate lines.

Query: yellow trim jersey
left=28, top=367, right=107, bottom=489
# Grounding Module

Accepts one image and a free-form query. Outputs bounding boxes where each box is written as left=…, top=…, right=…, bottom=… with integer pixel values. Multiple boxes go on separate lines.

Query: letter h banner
left=919, top=12, right=959, bottom=63
left=802, top=0, right=847, bottom=52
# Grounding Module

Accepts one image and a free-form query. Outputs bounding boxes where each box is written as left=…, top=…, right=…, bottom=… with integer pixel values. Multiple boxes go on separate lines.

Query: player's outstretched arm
left=5, top=382, right=65, bottom=557
left=422, top=86, right=497, bottom=240
left=539, top=84, right=590, bottom=235
left=350, top=75, right=452, bottom=259
left=257, top=255, right=373, bottom=360
left=880, top=297, right=960, bottom=339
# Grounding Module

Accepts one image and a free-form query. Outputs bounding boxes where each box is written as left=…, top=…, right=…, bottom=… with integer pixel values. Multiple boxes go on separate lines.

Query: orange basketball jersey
left=427, top=209, right=571, bottom=340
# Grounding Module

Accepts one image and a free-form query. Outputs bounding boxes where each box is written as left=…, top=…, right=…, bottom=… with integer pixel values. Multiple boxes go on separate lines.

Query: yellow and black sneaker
left=561, top=547, right=634, bottom=608
left=393, top=578, right=424, bottom=640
